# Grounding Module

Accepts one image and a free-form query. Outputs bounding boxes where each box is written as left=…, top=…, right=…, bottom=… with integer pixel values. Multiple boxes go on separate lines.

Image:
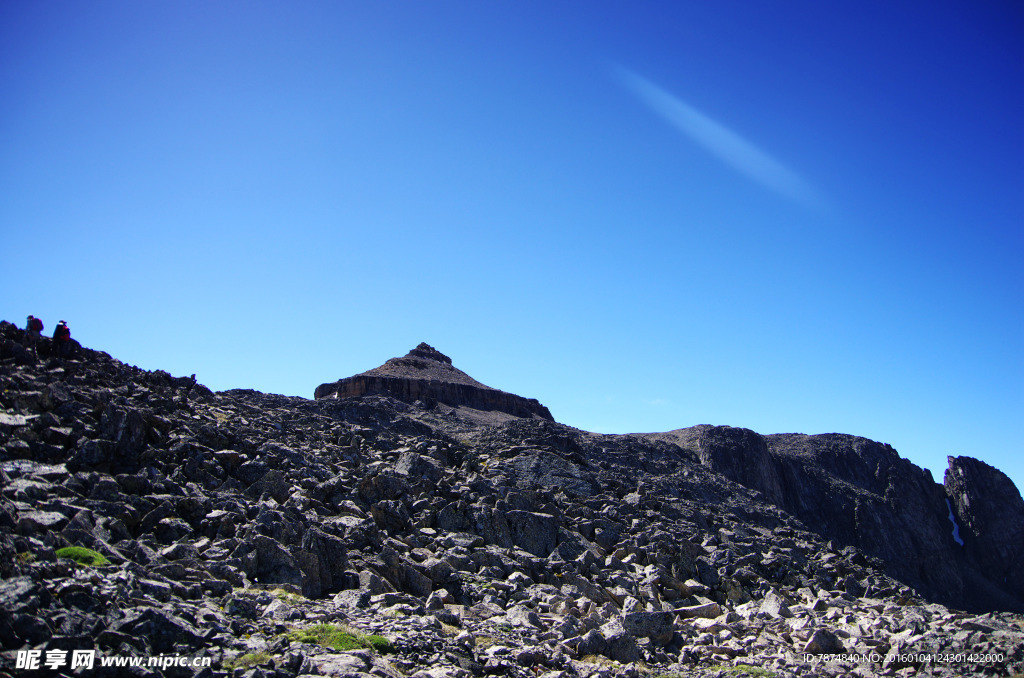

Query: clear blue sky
left=3, top=2, right=1022, bottom=493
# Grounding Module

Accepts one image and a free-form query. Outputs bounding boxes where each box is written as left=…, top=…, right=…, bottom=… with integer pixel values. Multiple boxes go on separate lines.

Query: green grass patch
left=270, top=588, right=305, bottom=604
left=55, top=546, right=109, bottom=567
left=473, top=636, right=499, bottom=649
left=286, top=624, right=393, bottom=654
left=222, top=652, right=273, bottom=670
left=439, top=622, right=461, bottom=636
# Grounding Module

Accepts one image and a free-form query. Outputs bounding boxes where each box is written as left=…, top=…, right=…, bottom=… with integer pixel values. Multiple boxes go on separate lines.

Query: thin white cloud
left=615, top=66, right=824, bottom=211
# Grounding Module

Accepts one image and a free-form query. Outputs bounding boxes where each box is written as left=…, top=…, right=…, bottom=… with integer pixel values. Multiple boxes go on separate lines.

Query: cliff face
left=654, top=426, right=785, bottom=506
left=764, top=433, right=971, bottom=607
left=314, top=343, right=554, bottom=422
left=653, top=426, right=1024, bottom=612
left=945, top=456, right=1024, bottom=602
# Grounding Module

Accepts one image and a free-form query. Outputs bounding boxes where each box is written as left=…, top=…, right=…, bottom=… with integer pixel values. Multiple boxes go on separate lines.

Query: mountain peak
left=356, top=343, right=487, bottom=389
left=408, top=342, right=452, bottom=365
left=314, top=343, right=554, bottom=421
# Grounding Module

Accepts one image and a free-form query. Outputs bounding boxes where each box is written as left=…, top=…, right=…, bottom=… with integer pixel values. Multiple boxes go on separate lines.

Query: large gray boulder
left=505, top=510, right=558, bottom=557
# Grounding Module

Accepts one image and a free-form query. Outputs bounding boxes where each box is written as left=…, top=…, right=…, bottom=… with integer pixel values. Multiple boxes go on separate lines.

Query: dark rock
left=113, top=607, right=203, bottom=653
left=297, top=527, right=349, bottom=598
left=395, top=451, right=443, bottom=483
left=237, top=535, right=303, bottom=588
left=500, top=451, right=599, bottom=498
left=945, top=456, right=1024, bottom=605
left=247, top=469, right=290, bottom=503
left=371, top=499, right=412, bottom=535
left=598, top=618, right=643, bottom=663
left=155, top=517, right=193, bottom=543
left=358, top=470, right=409, bottom=503
left=803, top=628, right=845, bottom=654
left=552, top=528, right=599, bottom=561
left=622, top=610, right=675, bottom=644
left=505, top=510, right=558, bottom=558
left=74, top=439, right=113, bottom=466
left=766, top=432, right=986, bottom=611
left=695, top=556, right=720, bottom=589
left=574, top=628, right=607, bottom=656
left=315, top=343, right=554, bottom=421
left=665, top=426, right=784, bottom=505
left=0, top=576, right=48, bottom=615
left=99, top=404, right=147, bottom=456
left=223, top=593, right=259, bottom=619
left=236, top=459, right=270, bottom=486
left=334, top=589, right=371, bottom=608
left=17, top=510, right=69, bottom=534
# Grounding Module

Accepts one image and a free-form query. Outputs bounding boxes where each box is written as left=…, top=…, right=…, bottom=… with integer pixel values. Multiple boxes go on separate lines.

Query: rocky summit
left=314, top=343, right=554, bottom=423
left=1, top=324, right=1022, bottom=678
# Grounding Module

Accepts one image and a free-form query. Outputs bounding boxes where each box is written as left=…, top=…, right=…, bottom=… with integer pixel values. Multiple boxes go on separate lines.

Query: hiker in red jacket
left=24, top=315, right=43, bottom=358
left=52, top=320, right=72, bottom=359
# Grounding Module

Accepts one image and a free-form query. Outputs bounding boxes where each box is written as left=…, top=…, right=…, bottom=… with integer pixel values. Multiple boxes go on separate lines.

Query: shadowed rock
left=946, top=456, right=1024, bottom=602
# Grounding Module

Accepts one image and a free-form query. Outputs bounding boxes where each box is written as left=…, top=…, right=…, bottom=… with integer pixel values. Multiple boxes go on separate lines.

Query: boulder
left=598, top=618, right=643, bottom=664
left=622, top=610, right=675, bottom=644
left=802, top=628, right=844, bottom=654
left=506, top=510, right=558, bottom=558
left=238, top=535, right=303, bottom=588
left=395, top=451, right=443, bottom=483
left=297, top=527, right=350, bottom=598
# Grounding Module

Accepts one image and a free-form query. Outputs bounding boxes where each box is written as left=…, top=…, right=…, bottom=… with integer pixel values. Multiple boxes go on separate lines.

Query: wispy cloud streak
left=616, top=67, right=822, bottom=210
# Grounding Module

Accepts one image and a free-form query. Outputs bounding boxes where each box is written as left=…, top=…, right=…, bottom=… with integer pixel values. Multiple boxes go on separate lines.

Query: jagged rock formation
left=651, top=426, right=785, bottom=506
left=315, top=343, right=554, bottom=422
left=1, top=320, right=1023, bottom=678
left=945, top=456, right=1024, bottom=603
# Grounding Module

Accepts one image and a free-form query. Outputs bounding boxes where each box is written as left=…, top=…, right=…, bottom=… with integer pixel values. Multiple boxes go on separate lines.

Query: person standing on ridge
left=24, top=315, right=43, bottom=358
left=52, top=320, right=72, bottom=359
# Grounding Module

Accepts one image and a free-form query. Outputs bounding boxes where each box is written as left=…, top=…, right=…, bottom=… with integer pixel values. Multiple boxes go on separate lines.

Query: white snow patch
left=946, top=498, right=965, bottom=546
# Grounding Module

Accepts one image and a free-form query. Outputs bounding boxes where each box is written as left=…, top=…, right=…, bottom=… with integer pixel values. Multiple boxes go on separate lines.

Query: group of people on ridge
left=24, top=315, right=73, bottom=359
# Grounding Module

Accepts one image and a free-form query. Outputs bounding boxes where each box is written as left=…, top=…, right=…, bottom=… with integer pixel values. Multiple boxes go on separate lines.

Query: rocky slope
left=1, top=325, right=1022, bottom=678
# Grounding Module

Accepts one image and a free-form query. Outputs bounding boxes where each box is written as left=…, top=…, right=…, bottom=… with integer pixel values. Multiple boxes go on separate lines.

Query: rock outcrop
left=315, top=343, right=554, bottom=421
left=765, top=432, right=971, bottom=606
left=945, top=456, right=1024, bottom=603
left=652, top=426, right=785, bottom=506
left=657, top=427, right=1024, bottom=614
left=2, top=320, right=1023, bottom=678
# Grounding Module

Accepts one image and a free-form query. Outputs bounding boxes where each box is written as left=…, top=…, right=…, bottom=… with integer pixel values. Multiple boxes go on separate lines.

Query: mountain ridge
left=2, top=325, right=1022, bottom=677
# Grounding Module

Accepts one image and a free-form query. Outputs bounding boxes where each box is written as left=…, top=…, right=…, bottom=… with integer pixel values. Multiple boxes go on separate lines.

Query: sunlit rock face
left=314, top=342, right=554, bottom=421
